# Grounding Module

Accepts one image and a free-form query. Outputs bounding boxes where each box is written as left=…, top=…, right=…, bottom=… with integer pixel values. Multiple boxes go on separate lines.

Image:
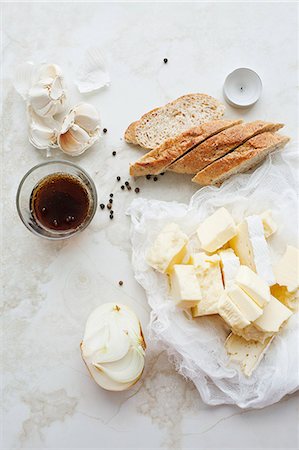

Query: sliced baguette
left=125, top=94, right=225, bottom=149
left=130, top=119, right=242, bottom=177
left=168, top=121, right=284, bottom=174
left=192, top=132, right=290, bottom=185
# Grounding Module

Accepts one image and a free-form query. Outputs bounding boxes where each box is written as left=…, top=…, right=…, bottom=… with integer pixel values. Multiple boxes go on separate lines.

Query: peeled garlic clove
left=73, top=103, right=101, bottom=133
left=81, top=303, right=146, bottom=391
left=57, top=103, right=101, bottom=156
left=27, top=106, right=60, bottom=149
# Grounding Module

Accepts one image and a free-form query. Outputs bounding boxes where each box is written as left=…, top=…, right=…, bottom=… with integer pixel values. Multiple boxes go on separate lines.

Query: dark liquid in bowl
left=30, top=173, right=91, bottom=231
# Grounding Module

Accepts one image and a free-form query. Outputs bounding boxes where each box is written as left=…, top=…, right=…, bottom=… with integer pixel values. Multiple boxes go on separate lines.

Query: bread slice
left=192, top=132, right=290, bottom=185
left=130, top=119, right=242, bottom=177
left=168, top=121, right=284, bottom=174
left=125, top=94, right=225, bottom=149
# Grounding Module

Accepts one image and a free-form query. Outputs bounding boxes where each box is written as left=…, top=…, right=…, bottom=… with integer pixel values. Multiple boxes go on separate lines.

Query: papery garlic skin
left=28, top=64, right=67, bottom=117
left=58, top=103, right=101, bottom=156
left=27, top=105, right=60, bottom=150
left=81, top=303, right=146, bottom=391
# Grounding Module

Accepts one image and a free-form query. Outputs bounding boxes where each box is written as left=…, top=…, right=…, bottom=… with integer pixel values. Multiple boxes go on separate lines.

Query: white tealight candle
left=223, top=68, right=262, bottom=108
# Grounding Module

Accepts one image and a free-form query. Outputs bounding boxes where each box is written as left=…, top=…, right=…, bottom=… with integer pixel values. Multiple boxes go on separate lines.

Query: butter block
left=230, top=215, right=275, bottom=285
left=227, top=284, right=263, bottom=322
left=218, top=292, right=250, bottom=329
left=191, top=253, right=224, bottom=317
left=235, top=265, right=270, bottom=307
left=225, top=333, right=273, bottom=377
left=197, top=208, right=236, bottom=253
left=218, top=248, right=240, bottom=288
left=170, top=264, right=202, bottom=309
left=260, top=210, right=278, bottom=238
left=254, top=295, right=292, bottom=332
left=147, top=223, right=188, bottom=274
left=274, top=245, right=299, bottom=292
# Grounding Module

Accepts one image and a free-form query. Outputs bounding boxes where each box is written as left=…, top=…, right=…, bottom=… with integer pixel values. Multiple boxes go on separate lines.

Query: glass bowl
left=16, top=160, right=97, bottom=240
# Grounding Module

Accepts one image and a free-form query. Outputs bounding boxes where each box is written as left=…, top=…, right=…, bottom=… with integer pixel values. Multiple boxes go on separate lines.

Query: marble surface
left=2, top=2, right=298, bottom=449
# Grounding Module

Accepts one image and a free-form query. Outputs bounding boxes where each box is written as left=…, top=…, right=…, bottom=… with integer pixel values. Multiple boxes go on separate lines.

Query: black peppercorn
left=109, top=198, right=113, bottom=204
left=109, top=215, right=114, bottom=220
left=153, top=176, right=158, bottom=181
left=110, top=193, right=113, bottom=198
left=100, top=203, right=105, bottom=210
left=160, top=172, right=165, bottom=176
left=163, top=58, right=168, bottom=64
left=125, top=181, right=129, bottom=186
left=121, top=185, right=125, bottom=190
left=146, top=175, right=151, bottom=180
left=119, top=280, right=123, bottom=286
left=116, top=176, right=121, bottom=182
left=103, top=128, right=107, bottom=133
left=112, top=151, right=116, bottom=156
left=135, top=187, right=140, bottom=193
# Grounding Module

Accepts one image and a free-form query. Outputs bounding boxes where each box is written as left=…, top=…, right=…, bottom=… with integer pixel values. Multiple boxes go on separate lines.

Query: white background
left=2, top=2, right=298, bottom=449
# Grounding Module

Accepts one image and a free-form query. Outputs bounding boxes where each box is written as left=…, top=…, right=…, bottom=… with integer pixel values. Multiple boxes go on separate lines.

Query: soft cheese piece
left=274, top=245, right=299, bottom=292
left=218, top=248, right=240, bottom=287
left=170, top=265, right=202, bottom=308
left=260, top=210, right=278, bottom=238
left=191, top=253, right=224, bottom=317
left=232, top=323, right=274, bottom=344
left=218, top=292, right=250, bottom=329
left=227, top=284, right=263, bottom=322
left=147, top=223, right=188, bottom=274
left=225, top=333, right=273, bottom=377
left=271, top=284, right=299, bottom=311
left=254, top=295, right=292, bottom=332
left=235, top=265, right=270, bottom=307
left=230, top=215, right=275, bottom=285
left=197, top=208, right=236, bottom=253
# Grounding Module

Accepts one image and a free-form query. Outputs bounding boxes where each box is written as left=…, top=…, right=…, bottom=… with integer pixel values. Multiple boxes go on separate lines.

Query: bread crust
left=130, top=119, right=242, bottom=177
left=168, top=121, right=284, bottom=174
left=192, top=132, right=290, bottom=185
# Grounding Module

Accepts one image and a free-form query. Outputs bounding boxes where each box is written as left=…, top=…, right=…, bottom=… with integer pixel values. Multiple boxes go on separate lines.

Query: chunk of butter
left=170, top=264, right=202, bottom=309
left=254, top=295, right=292, bottom=332
left=197, top=208, right=236, bottom=253
left=147, top=223, right=188, bottom=274
left=191, top=253, right=224, bottom=317
left=218, top=248, right=240, bottom=288
left=225, top=333, right=273, bottom=377
left=274, top=245, right=299, bottom=292
left=218, top=292, right=250, bottom=329
left=227, top=284, right=263, bottom=322
left=230, top=215, right=275, bottom=285
left=235, top=265, right=270, bottom=308
left=260, top=210, right=278, bottom=238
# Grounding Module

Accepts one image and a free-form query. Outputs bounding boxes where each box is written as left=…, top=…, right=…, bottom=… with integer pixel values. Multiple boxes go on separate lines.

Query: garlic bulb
left=58, top=103, right=101, bottom=156
left=81, top=303, right=146, bottom=391
left=28, top=64, right=67, bottom=117
left=27, top=105, right=60, bottom=150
